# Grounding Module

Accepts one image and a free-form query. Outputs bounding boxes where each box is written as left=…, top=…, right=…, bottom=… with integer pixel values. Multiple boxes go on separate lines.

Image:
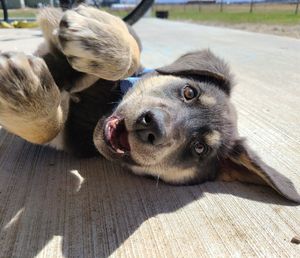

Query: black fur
left=65, top=80, right=121, bottom=157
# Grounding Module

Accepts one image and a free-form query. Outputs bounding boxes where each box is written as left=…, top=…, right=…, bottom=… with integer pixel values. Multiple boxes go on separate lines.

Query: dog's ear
left=156, top=49, right=233, bottom=95
left=217, top=139, right=300, bottom=203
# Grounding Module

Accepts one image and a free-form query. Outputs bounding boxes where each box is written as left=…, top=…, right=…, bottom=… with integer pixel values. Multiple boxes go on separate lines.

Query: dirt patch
left=191, top=21, right=300, bottom=39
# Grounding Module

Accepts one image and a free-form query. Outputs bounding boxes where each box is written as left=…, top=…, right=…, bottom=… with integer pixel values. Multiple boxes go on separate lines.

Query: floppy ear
left=156, top=49, right=234, bottom=95
left=217, top=140, right=300, bottom=203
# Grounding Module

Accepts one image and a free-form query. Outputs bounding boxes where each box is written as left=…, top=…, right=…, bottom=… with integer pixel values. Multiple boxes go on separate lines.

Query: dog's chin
left=93, top=115, right=133, bottom=162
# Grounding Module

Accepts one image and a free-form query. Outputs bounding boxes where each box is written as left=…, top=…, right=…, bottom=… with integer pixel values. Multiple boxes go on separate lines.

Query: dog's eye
left=183, top=85, right=197, bottom=101
left=193, top=142, right=208, bottom=155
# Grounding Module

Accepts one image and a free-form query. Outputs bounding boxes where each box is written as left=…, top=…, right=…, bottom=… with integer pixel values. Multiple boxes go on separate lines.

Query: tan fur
left=123, top=75, right=183, bottom=102
left=199, top=94, right=216, bottom=107
left=47, top=91, right=70, bottom=149
left=0, top=107, right=63, bottom=144
left=130, top=164, right=197, bottom=184
left=37, top=7, right=63, bottom=47
left=37, top=6, right=140, bottom=81
left=74, top=5, right=140, bottom=72
left=47, top=126, right=66, bottom=150
left=54, top=6, right=140, bottom=81
left=125, top=35, right=140, bottom=77
left=159, top=166, right=197, bottom=183
left=234, top=153, right=274, bottom=188
left=128, top=132, right=177, bottom=166
left=217, top=153, right=270, bottom=186
left=205, top=130, right=221, bottom=147
left=216, top=160, right=266, bottom=185
left=0, top=52, right=64, bottom=144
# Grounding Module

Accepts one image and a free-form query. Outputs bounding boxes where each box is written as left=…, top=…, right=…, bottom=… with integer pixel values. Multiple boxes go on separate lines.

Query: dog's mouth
left=104, top=116, right=130, bottom=154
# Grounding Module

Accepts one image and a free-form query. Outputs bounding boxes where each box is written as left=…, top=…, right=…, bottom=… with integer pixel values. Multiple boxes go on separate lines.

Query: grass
left=167, top=10, right=300, bottom=25
left=1, top=4, right=300, bottom=25
left=0, top=8, right=38, bottom=19
left=154, top=4, right=300, bottom=25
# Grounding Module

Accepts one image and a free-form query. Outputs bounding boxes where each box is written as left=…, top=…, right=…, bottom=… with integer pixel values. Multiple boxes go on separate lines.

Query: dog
left=0, top=5, right=299, bottom=203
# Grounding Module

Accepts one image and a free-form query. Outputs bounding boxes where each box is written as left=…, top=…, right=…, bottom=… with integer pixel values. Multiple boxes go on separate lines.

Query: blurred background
left=1, top=0, right=300, bottom=38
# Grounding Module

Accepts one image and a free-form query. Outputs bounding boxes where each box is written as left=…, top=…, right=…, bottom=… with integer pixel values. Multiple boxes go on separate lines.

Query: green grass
left=154, top=4, right=300, bottom=25
left=0, top=9, right=38, bottom=19
left=167, top=10, right=300, bottom=25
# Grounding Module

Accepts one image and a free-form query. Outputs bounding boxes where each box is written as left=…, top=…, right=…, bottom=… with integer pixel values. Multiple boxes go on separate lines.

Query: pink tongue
left=119, top=130, right=130, bottom=151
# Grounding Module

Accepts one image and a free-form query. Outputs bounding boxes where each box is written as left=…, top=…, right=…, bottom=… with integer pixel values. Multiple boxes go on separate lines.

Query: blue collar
left=120, top=68, right=155, bottom=95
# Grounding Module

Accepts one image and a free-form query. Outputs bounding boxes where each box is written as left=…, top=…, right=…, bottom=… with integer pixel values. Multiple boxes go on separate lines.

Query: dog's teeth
left=116, top=148, right=125, bottom=154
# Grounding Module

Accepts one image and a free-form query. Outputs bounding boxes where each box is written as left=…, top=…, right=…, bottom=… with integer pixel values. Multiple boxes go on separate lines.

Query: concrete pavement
left=0, top=19, right=299, bottom=257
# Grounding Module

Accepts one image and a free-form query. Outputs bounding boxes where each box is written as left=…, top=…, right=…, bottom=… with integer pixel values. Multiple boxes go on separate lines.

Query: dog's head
left=94, top=50, right=300, bottom=203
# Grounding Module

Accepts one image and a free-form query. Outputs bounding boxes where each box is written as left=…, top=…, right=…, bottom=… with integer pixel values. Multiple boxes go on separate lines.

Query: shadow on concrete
left=0, top=133, right=296, bottom=257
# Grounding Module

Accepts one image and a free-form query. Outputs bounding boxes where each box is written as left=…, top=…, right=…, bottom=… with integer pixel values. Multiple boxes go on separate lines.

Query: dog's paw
left=57, top=5, right=140, bottom=81
left=0, top=52, right=63, bottom=144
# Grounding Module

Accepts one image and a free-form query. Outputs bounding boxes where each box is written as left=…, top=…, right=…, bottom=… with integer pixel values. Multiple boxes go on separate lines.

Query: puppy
left=0, top=5, right=298, bottom=203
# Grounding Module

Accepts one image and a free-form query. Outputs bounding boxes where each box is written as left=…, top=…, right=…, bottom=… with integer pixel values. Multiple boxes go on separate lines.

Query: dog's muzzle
left=102, top=108, right=169, bottom=157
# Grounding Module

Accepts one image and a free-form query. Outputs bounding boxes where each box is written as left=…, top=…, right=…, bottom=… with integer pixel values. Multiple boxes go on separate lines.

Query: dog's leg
left=36, top=6, right=141, bottom=93
left=0, top=52, right=67, bottom=145
left=55, top=5, right=140, bottom=81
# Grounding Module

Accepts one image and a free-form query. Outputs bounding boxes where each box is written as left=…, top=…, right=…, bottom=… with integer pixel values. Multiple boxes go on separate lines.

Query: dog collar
left=120, top=68, right=155, bottom=95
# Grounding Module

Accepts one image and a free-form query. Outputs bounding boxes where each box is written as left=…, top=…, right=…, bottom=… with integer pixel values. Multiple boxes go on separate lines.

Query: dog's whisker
left=156, top=175, right=160, bottom=188
left=108, top=101, right=120, bottom=105
left=216, top=152, right=220, bottom=162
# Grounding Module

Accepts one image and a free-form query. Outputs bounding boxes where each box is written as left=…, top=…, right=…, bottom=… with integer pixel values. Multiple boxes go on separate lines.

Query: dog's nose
left=135, top=110, right=167, bottom=145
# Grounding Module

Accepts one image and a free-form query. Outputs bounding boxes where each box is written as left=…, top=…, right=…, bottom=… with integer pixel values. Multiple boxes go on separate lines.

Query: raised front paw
left=0, top=52, right=63, bottom=144
left=57, top=5, right=140, bottom=81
